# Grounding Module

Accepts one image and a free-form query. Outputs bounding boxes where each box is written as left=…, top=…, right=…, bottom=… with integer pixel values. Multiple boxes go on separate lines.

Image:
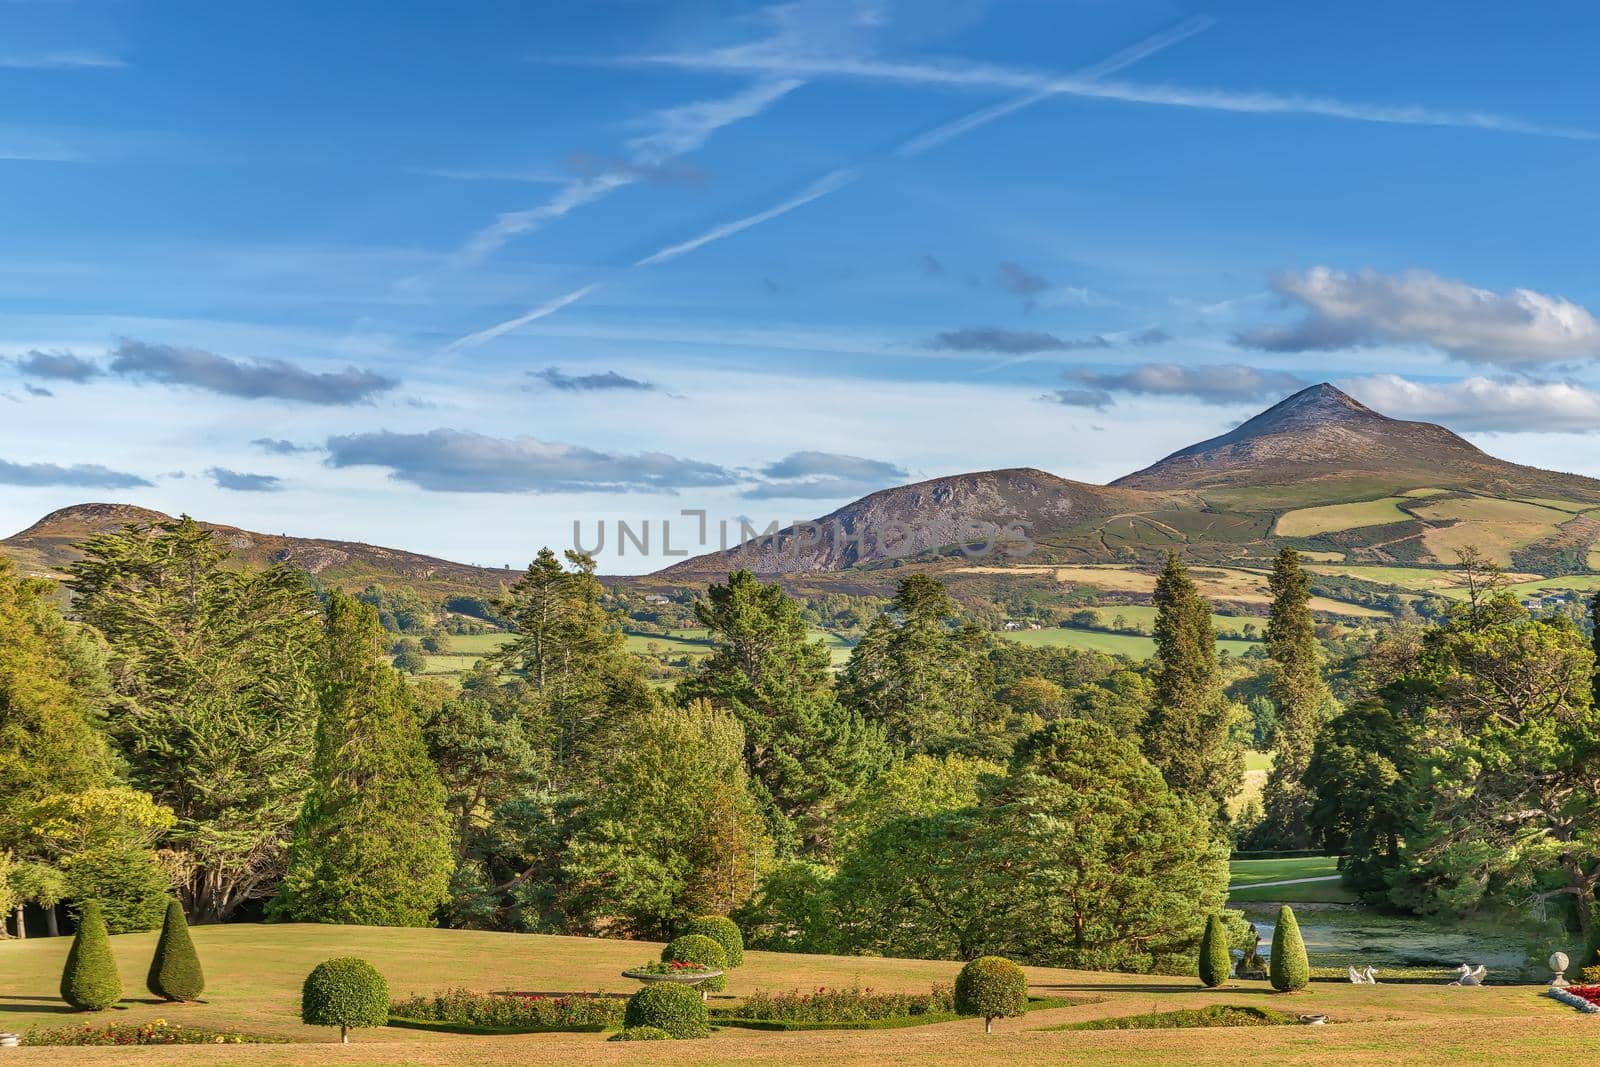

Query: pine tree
left=1269, top=904, right=1309, bottom=992
left=272, top=592, right=454, bottom=927
left=60, top=901, right=122, bottom=1010
left=1198, top=913, right=1230, bottom=987
left=1590, top=590, right=1600, bottom=712
left=680, top=570, right=886, bottom=857
left=147, top=898, right=205, bottom=1001
left=1143, top=552, right=1241, bottom=822
left=1258, top=549, right=1331, bottom=847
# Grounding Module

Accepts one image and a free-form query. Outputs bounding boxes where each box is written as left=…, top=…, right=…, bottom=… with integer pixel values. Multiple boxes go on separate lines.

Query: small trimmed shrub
left=954, top=956, right=1027, bottom=1034
left=301, top=958, right=388, bottom=1043
left=661, top=933, right=728, bottom=993
left=736, top=983, right=954, bottom=1022
left=147, top=899, right=205, bottom=1001
left=1269, top=905, right=1309, bottom=992
left=608, top=1025, right=671, bottom=1041
left=60, top=901, right=122, bottom=1011
left=1198, top=913, right=1230, bottom=988
left=682, top=915, right=744, bottom=966
left=624, top=983, right=709, bottom=1039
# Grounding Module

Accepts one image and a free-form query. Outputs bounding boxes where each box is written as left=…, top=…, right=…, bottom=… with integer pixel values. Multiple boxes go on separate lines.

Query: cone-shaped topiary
left=681, top=915, right=744, bottom=967
left=301, top=957, right=388, bottom=1043
left=1199, top=913, right=1231, bottom=988
left=661, top=933, right=727, bottom=993
left=60, top=901, right=122, bottom=1011
left=954, top=956, right=1027, bottom=1034
left=147, top=899, right=205, bottom=1001
left=624, top=983, right=709, bottom=1039
left=1269, top=905, right=1309, bottom=992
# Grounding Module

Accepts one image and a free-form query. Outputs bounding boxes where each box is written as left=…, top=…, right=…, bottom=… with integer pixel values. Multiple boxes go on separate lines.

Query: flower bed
left=24, top=1020, right=276, bottom=1046
left=388, top=989, right=624, bottom=1034
left=627, top=960, right=715, bottom=977
left=1549, top=986, right=1600, bottom=1014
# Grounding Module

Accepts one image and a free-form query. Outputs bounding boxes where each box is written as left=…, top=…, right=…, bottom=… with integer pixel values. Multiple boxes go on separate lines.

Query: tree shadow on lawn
left=0, top=997, right=119, bottom=1015
left=1034, top=982, right=1285, bottom=997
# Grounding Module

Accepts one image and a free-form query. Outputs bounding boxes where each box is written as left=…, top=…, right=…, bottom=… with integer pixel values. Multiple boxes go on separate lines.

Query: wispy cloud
left=1340, top=374, right=1600, bottom=433
left=635, top=167, right=857, bottom=267
left=1064, top=362, right=1307, bottom=404
left=528, top=367, right=656, bottom=392
left=251, top=438, right=320, bottom=455
left=0, top=51, right=124, bottom=71
left=927, top=327, right=1112, bottom=354
left=630, top=30, right=1596, bottom=142
left=442, top=284, right=600, bottom=356
left=744, top=449, right=907, bottom=499
left=325, top=428, right=737, bottom=493
left=450, top=77, right=801, bottom=269
left=208, top=467, right=282, bottom=492
left=1236, top=267, right=1600, bottom=366
left=110, top=338, right=398, bottom=404
left=0, top=457, right=151, bottom=488
left=14, top=349, right=101, bottom=381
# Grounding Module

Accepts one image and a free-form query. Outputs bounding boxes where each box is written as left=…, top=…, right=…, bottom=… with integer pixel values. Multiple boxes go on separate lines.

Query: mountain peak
left=1111, top=382, right=1494, bottom=491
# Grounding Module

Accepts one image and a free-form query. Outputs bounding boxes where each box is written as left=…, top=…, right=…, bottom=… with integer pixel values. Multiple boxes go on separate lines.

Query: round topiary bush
left=661, top=932, right=728, bottom=993
left=624, top=983, right=709, bottom=1039
left=1198, top=913, right=1230, bottom=988
left=147, top=899, right=205, bottom=1001
left=681, top=915, right=744, bottom=967
left=301, top=957, right=389, bottom=1043
left=60, top=901, right=122, bottom=1011
left=1269, top=905, right=1309, bottom=992
left=954, top=955, right=1027, bottom=1034
left=608, top=1025, right=671, bottom=1041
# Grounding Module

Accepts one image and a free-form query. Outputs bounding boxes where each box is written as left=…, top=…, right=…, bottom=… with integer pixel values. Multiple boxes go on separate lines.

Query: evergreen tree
left=1198, top=913, right=1230, bottom=987
left=1143, top=552, right=1242, bottom=823
left=491, top=549, right=652, bottom=783
left=1269, top=905, right=1309, bottom=992
left=60, top=901, right=121, bottom=1010
left=147, top=898, right=205, bottom=1001
left=272, top=592, right=453, bottom=927
left=680, top=570, right=886, bottom=856
left=838, top=574, right=995, bottom=749
left=68, top=517, right=322, bottom=920
left=1257, top=549, right=1332, bottom=847
left=1591, top=590, right=1600, bottom=711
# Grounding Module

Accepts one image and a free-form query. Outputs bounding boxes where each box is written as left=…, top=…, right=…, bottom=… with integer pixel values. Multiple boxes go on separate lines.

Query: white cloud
left=1340, top=374, right=1600, bottom=433
left=1238, top=267, right=1600, bottom=366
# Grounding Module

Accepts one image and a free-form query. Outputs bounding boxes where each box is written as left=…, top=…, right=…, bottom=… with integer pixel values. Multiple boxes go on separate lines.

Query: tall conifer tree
left=272, top=592, right=453, bottom=927
left=1143, top=552, right=1240, bottom=823
left=1257, top=548, right=1331, bottom=847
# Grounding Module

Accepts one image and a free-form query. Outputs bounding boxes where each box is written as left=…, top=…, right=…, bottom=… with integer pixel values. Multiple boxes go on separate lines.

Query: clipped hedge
left=954, top=956, right=1027, bottom=1034
left=681, top=915, right=744, bottom=967
left=1198, top=914, right=1230, bottom=988
left=60, top=901, right=121, bottom=1011
left=1269, top=905, right=1309, bottom=992
left=302, top=958, right=388, bottom=1043
left=661, top=933, right=727, bottom=993
left=624, top=983, right=709, bottom=1039
left=147, top=899, right=205, bottom=1001
left=608, top=1025, right=671, bottom=1041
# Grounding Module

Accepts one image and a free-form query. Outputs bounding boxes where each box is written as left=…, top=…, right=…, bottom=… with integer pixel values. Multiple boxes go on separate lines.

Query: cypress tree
left=147, top=898, right=205, bottom=1001
left=272, top=592, right=454, bottom=927
left=60, top=901, right=122, bottom=1011
left=1144, top=552, right=1241, bottom=822
left=1258, top=549, right=1330, bottom=847
left=1198, top=913, right=1230, bottom=988
left=1590, top=591, right=1600, bottom=712
left=1269, top=905, right=1309, bottom=992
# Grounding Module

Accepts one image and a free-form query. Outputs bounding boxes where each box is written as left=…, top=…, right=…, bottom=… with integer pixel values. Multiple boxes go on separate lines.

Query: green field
left=1066, top=604, right=1262, bottom=639
left=1002, top=627, right=1257, bottom=659
left=3, top=923, right=1595, bottom=1065
left=1273, top=497, right=1413, bottom=538
left=1229, top=855, right=1339, bottom=886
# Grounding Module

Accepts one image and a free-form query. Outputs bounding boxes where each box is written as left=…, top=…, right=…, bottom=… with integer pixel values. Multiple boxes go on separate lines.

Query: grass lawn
left=1229, top=856, right=1339, bottom=886
left=2, top=924, right=1595, bottom=1065
left=1273, top=498, right=1413, bottom=538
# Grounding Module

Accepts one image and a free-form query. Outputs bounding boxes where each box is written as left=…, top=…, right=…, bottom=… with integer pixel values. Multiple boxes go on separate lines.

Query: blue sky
left=5, top=0, right=1600, bottom=570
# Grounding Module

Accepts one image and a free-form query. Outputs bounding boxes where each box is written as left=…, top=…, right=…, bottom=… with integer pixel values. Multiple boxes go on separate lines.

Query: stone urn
left=622, top=967, right=725, bottom=1001
left=1550, top=951, right=1570, bottom=988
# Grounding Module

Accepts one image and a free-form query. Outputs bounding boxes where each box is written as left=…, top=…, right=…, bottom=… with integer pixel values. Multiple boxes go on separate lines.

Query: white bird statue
left=1362, top=965, right=1378, bottom=983
left=1451, top=963, right=1486, bottom=986
left=1347, top=965, right=1363, bottom=983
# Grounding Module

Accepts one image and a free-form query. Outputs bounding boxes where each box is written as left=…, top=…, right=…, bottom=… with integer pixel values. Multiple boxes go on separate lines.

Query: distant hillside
left=1, top=503, right=513, bottom=596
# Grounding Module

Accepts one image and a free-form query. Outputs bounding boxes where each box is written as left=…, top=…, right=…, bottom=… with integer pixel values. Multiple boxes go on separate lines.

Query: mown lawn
left=1, top=924, right=1594, bottom=1065
left=1229, top=856, right=1339, bottom=887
